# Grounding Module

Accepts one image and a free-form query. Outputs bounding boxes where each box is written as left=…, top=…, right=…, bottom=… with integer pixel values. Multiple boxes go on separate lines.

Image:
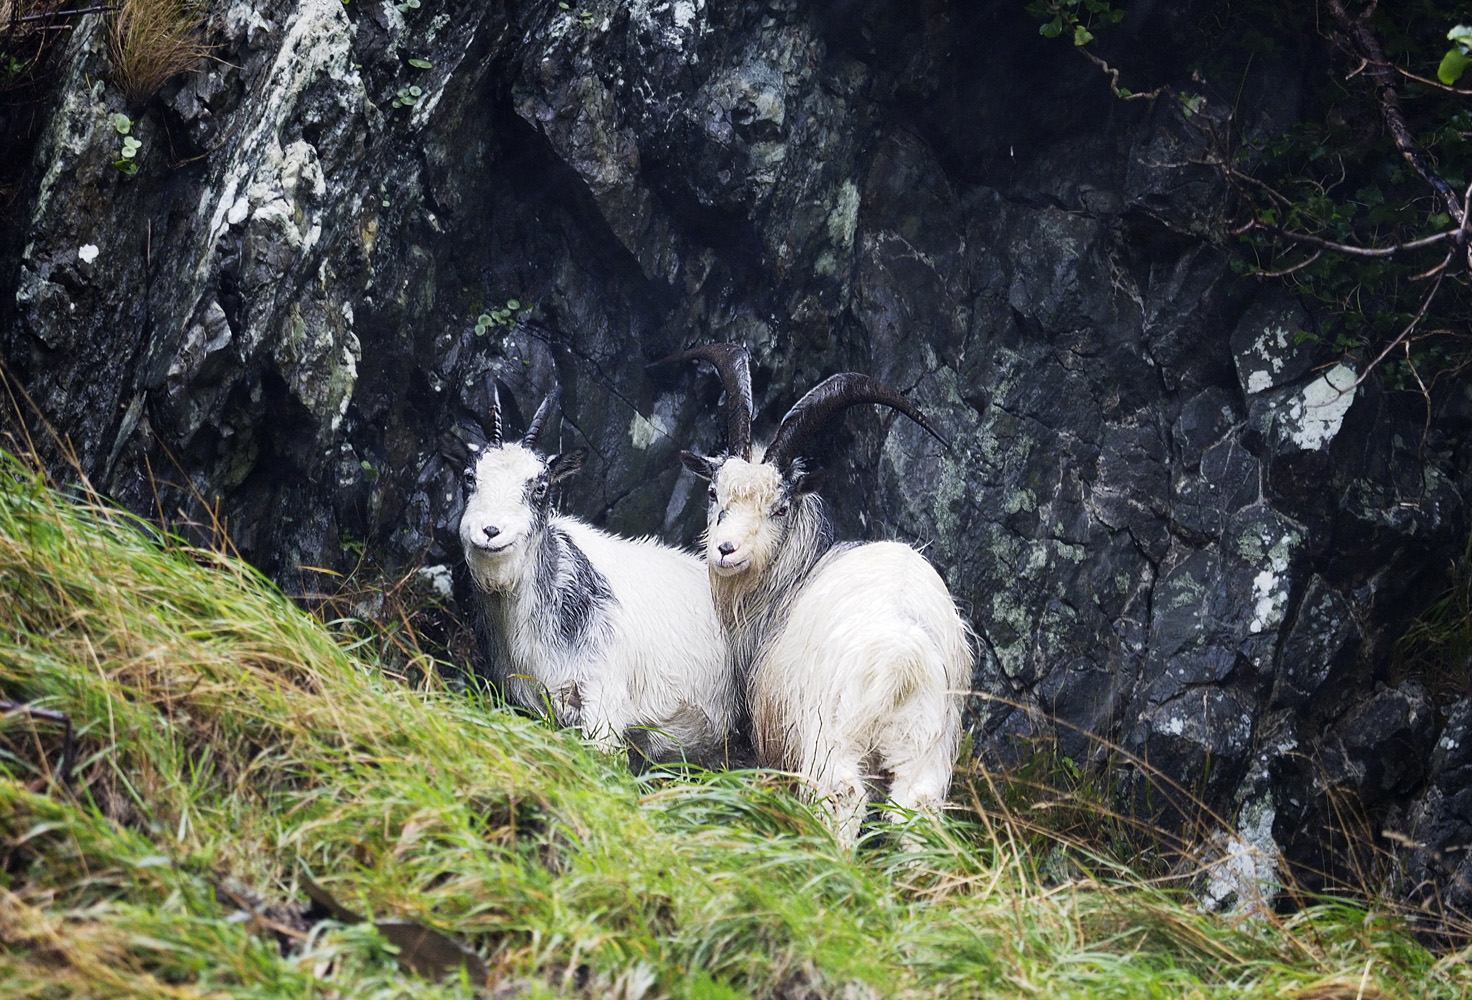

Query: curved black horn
left=649, top=343, right=753, bottom=460
left=488, top=381, right=504, bottom=447
left=522, top=385, right=562, bottom=448
left=765, top=373, right=950, bottom=471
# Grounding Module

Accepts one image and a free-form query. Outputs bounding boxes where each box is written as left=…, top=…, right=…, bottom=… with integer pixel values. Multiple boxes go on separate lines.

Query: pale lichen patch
left=1284, top=363, right=1357, bottom=451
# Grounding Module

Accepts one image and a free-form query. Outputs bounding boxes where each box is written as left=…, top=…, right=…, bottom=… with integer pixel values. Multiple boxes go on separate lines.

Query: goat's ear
left=680, top=450, right=715, bottom=481
left=438, top=424, right=484, bottom=467
left=789, top=467, right=825, bottom=497
left=547, top=448, right=587, bottom=485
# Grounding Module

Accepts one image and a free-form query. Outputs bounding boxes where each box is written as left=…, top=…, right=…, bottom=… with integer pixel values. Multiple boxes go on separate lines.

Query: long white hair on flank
left=667, top=344, right=973, bottom=846
left=459, top=383, right=743, bottom=769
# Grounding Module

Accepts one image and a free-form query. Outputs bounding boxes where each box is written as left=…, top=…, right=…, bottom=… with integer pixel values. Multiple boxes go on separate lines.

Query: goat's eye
left=773, top=502, right=789, bottom=517
left=534, top=480, right=549, bottom=499
left=464, top=472, right=476, bottom=489
left=707, top=485, right=718, bottom=503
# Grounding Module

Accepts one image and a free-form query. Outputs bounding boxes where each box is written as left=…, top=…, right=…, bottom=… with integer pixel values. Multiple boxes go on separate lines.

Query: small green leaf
left=506, top=299, right=521, bottom=310
left=120, top=146, right=137, bottom=159
left=1448, top=24, right=1472, bottom=47
left=559, top=2, right=570, bottom=7
left=407, top=58, right=433, bottom=69
left=477, top=314, right=492, bottom=325
left=112, top=113, right=132, bottom=134
left=1438, top=47, right=1471, bottom=85
left=1073, top=24, right=1093, bottom=46
left=408, top=85, right=422, bottom=97
left=1040, top=16, right=1063, bottom=38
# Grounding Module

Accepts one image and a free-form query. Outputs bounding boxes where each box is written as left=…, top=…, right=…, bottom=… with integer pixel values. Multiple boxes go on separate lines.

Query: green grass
left=0, top=449, right=1468, bottom=999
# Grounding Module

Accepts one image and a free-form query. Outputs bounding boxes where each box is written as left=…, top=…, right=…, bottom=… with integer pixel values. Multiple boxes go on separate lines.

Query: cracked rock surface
left=2, top=0, right=1470, bottom=916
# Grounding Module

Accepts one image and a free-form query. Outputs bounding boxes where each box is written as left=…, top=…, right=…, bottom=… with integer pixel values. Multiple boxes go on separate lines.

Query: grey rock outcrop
left=2, top=0, right=1468, bottom=921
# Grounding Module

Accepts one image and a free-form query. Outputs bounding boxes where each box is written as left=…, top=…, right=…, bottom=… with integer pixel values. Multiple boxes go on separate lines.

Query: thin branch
left=1235, top=218, right=1460, bottom=258
left=1255, top=249, right=1323, bottom=278
left=1078, top=47, right=1165, bottom=101
left=1394, top=65, right=1472, bottom=97
left=1402, top=339, right=1433, bottom=458
left=1353, top=259, right=1448, bottom=389
left=1409, top=244, right=1456, bottom=281
left=1212, top=159, right=1299, bottom=212
left=1326, top=0, right=1467, bottom=229
left=13, top=5, right=115, bottom=22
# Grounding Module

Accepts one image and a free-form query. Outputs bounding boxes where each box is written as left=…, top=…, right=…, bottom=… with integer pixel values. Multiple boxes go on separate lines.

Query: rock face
left=2, top=0, right=1469, bottom=917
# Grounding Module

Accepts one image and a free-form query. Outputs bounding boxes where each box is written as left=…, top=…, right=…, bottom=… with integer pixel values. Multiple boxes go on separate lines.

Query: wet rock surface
left=2, top=0, right=1470, bottom=917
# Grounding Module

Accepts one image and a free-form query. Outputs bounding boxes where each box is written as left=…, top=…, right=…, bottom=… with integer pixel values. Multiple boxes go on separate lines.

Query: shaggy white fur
left=462, top=442, right=740, bottom=767
left=699, top=454, right=971, bottom=846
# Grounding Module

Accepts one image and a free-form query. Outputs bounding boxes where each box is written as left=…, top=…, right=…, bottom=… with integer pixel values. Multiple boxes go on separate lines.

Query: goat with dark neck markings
left=666, top=345, right=972, bottom=845
left=459, top=384, right=742, bottom=768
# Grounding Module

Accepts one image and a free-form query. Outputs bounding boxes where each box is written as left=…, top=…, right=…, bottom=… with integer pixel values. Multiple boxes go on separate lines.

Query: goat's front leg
left=572, top=686, right=628, bottom=756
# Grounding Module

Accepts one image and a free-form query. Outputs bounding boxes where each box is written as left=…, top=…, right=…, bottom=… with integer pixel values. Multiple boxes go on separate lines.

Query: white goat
left=668, top=345, right=972, bottom=845
left=458, top=384, right=743, bottom=769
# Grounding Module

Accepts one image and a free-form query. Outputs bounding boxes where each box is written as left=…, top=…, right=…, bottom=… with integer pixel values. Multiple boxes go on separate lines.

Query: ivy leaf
left=1073, top=24, right=1093, bottom=46
left=1438, top=47, right=1471, bottom=85
left=1039, top=16, right=1063, bottom=38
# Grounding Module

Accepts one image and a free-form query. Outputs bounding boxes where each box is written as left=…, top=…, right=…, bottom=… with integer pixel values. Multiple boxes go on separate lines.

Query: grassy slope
left=0, top=452, right=1467, bottom=999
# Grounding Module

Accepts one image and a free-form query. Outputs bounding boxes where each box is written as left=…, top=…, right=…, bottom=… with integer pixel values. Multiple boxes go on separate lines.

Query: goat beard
left=466, top=543, right=530, bottom=593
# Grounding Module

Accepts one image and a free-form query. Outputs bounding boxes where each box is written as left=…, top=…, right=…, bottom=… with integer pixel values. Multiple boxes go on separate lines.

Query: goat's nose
left=483, top=525, right=501, bottom=541
left=717, top=541, right=736, bottom=557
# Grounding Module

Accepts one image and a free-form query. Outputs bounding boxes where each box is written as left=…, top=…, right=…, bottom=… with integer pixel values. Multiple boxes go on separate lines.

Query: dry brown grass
left=107, top=0, right=208, bottom=104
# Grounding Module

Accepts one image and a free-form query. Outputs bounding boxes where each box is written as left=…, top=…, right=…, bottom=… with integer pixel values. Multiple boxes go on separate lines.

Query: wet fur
left=462, top=443, right=742, bottom=768
left=698, top=452, right=972, bottom=845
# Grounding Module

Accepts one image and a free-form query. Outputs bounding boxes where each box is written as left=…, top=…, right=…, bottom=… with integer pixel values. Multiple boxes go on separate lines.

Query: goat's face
left=460, top=444, right=584, bottom=590
left=692, top=455, right=793, bottom=579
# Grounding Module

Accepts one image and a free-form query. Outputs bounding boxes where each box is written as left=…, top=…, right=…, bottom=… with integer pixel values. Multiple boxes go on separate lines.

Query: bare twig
left=1255, top=249, right=1323, bottom=278
left=1394, top=64, right=1472, bottom=97
left=1235, top=218, right=1460, bottom=258
left=1326, top=0, right=1467, bottom=230
left=0, top=700, right=75, bottom=784
left=1402, top=339, right=1433, bottom=457
left=14, top=4, right=115, bottom=21
left=1078, top=47, right=1165, bottom=101
left=1352, top=261, right=1448, bottom=390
